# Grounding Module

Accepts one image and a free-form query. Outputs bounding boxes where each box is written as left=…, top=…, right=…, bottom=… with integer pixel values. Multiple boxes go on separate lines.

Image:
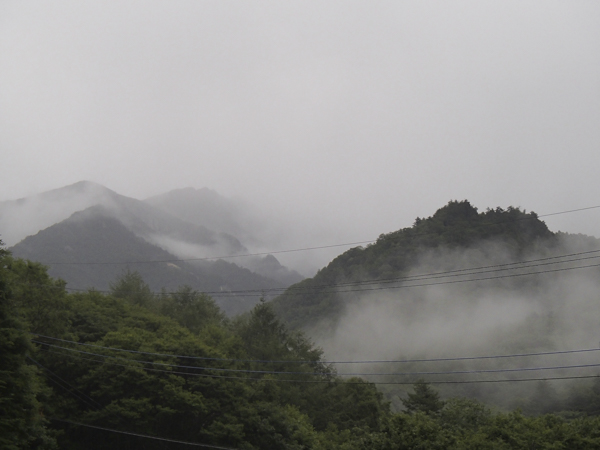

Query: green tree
left=160, top=285, right=225, bottom=333
left=5, top=257, right=70, bottom=338
left=402, top=380, right=445, bottom=415
left=0, top=243, right=56, bottom=449
left=109, top=270, right=155, bottom=307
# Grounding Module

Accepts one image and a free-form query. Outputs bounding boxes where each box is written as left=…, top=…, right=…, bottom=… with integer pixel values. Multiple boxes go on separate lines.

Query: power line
left=40, top=347, right=334, bottom=383
left=36, top=342, right=331, bottom=376
left=330, top=261, right=600, bottom=294
left=539, top=205, right=600, bottom=217
left=41, top=240, right=376, bottom=266
left=28, top=357, right=102, bottom=410
left=36, top=204, right=600, bottom=266
left=36, top=347, right=600, bottom=386
left=35, top=341, right=600, bottom=377
left=18, top=249, right=600, bottom=298
left=395, top=375, right=600, bottom=385
left=32, top=332, right=600, bottom=365
left=279, top=250, right=600, bottom=292
left=51, top=418, right=240, bottom=449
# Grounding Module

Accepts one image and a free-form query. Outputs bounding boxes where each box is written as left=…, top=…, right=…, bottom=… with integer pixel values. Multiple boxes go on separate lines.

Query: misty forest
left=3, top=184, right=600, bottom=449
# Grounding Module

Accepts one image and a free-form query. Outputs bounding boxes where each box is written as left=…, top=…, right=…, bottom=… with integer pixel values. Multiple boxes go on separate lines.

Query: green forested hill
left=4, top=243, right=600, bottom=449
left=271, top=200, right=559, bottom=330
left=270, top=200, right=600, bottom=415
left=0, top=247, right=389, bottom=449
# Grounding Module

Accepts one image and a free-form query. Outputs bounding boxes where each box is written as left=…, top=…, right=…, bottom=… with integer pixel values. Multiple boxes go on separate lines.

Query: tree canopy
left=3, top=245, right=600, bottom=448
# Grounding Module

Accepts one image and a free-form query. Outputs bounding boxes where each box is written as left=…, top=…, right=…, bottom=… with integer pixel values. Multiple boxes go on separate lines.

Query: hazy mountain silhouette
left=10, top=205, right=284, bottom=315
left=145, top=186, right=304, bottom=285
left=0, top=181, right=115, bottom=246
left=0, top=180, right=245, bottom=255
left=3, top=181, right=304, bottom=314
left=271, top=200, right=600, bottom=330
left=145, top=187, right=254, bottom=241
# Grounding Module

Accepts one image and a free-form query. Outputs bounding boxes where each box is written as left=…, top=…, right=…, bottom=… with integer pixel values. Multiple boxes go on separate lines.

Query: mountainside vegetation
left=272, top=200, right=560, bottom=330
left=270, top=200, right=600, bottom=414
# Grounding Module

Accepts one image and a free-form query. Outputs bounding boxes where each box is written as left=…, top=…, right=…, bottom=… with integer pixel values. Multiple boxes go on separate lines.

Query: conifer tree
left=402, top=380, right=445, bottom=415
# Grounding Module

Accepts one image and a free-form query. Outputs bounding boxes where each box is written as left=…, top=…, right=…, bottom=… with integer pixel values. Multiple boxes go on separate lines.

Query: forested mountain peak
left=382, top=200, right=553, bottom=249
left=272, top=200, right=558, bottom=330
left=269, top=200, right=600, bottom=416
left=330, top=200, right=552, bottom=285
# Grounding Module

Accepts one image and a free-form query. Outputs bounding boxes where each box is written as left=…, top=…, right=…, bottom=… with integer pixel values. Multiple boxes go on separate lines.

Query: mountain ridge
left=270, top=200, right=585, bottom=330
left=3, top=181, right=304, bottom=314
left=9, top=205, right=284, bottom=315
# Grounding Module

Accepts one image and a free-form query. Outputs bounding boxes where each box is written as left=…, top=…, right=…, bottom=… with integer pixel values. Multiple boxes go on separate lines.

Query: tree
left=0, top=243, right=56, bottom=449
left=109, top=270, right=154, bottom=307
left=402, top=380, right=445, bottom=415
left=160, top=285, right=225, bottom=333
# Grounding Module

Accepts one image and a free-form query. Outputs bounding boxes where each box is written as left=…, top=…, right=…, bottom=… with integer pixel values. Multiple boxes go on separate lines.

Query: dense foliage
left=3, top=235, right=600, bottom=448
left=0, top=244, right=390, bottom=449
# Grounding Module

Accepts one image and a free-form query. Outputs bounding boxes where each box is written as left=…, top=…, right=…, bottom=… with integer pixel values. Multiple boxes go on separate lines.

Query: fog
left=0, top=181, right=115, bottom=246
left=311, top=235, right=600, bottom=410
left=1, top=1, right=600, bottom=254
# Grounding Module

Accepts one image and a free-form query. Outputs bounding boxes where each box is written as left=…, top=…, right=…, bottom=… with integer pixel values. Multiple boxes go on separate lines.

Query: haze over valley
left=2, top=1, right=600, bottom=448
left=4, top=180, right=600, bottom=413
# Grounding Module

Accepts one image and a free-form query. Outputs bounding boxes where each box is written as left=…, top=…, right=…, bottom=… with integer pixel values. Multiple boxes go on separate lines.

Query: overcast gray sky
left=1, top=1, right=599, bottom=246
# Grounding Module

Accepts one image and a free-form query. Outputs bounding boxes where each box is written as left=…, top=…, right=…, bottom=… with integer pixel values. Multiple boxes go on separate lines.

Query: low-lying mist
left=309, top=235, right=600, bottom=412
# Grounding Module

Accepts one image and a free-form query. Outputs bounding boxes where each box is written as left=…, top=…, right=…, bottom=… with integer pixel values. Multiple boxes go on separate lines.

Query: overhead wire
left=34, top=340, right=600, bottom=377
left=41, top=240, right=376, bottom=266
left=246, top=250, right=600, bottom=297
left=34, top=204, right=600, bottom=266
left=51, top=418, right=240, bottom=449
left=36, top=346, right=600, bottom=385
left=28, top=356, right=102, bottom=409
left=311, top=260, right=600, bottom=295
left=15, top=248, right=600, bottom=298
left=31, top=332, right=600, bottom=365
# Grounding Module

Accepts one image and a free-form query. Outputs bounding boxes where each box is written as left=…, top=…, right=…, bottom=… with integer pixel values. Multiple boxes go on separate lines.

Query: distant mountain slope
left=0, top=181, right=113, bottom=246
left=86, top=186, right=246, bottom=258
left=267, top=201, right=600, bottom=413
left=145, top=186, right=304, bottom=285
left=0, top=180, right=245, bottom=256
left=145, top=187, right=254, bottom=240
left=2, top=181, right=303, bottom=311
left=271, top=200, right=569, bottom=330
left=10, top=206, right=283, bottom=315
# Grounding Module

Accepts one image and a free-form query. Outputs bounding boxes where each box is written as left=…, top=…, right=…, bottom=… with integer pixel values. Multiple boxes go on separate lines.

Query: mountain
left=271, top=200, right=599, bottom=330
left=145, top=187, right=257, bottom=242
left=145, top=186, right=304, bottom=284
left=0, top=181, right=114, bottom=246
left=9, top=205, right=282, bottom=315
left=269, top=200, right=600, bottom=410
left=3, top=181, right=304, bottom=314
left=0, top=180, right=245, bottom=256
